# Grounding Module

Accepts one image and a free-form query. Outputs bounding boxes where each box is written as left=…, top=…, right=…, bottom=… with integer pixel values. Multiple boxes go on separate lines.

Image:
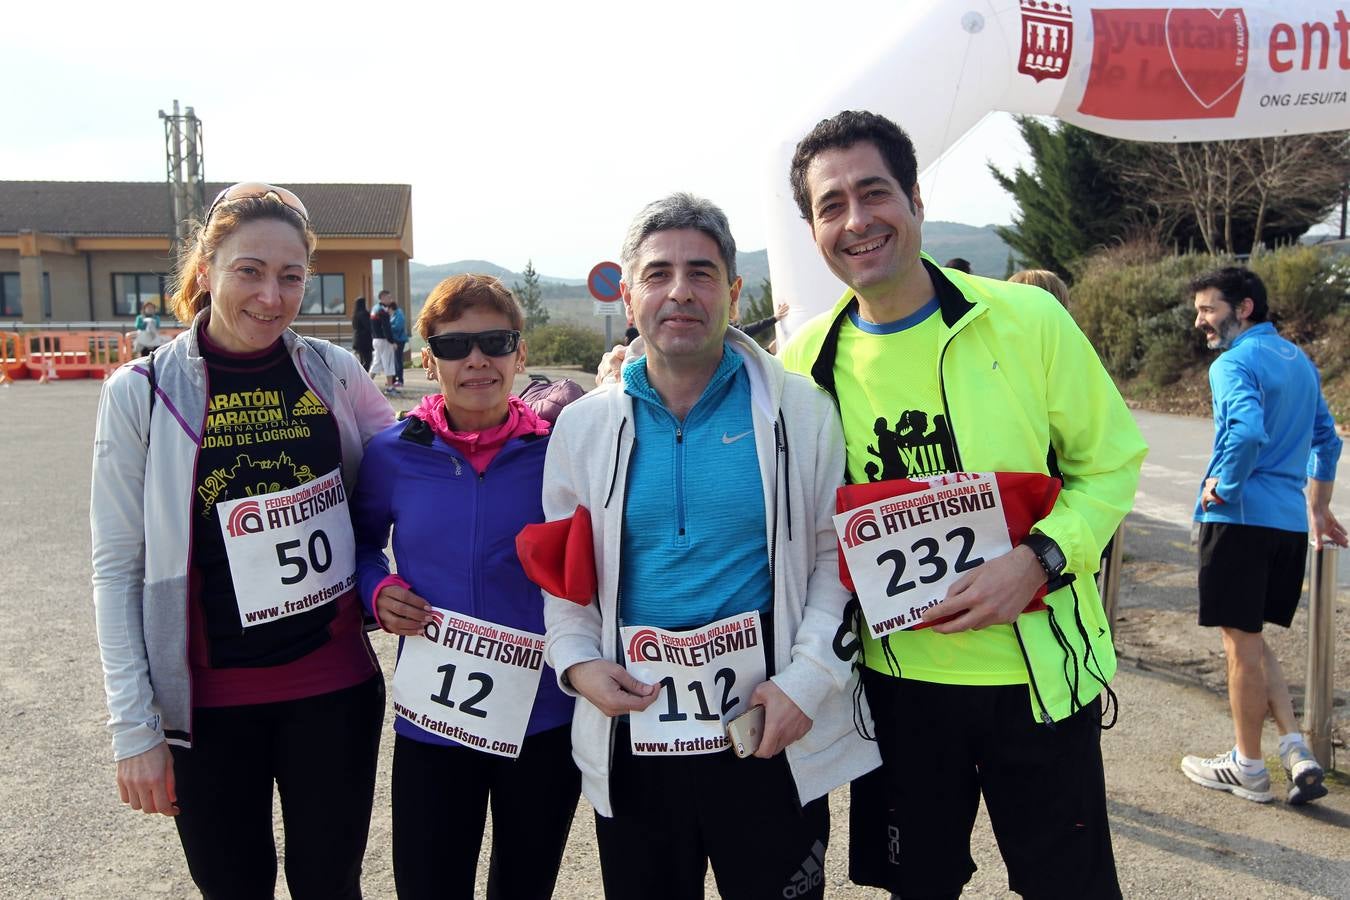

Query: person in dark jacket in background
left=351, top=273, right=579, bottom=900
left=369, top=299, right=397, bottom=394
left=351, top=296, right=373, bottom=370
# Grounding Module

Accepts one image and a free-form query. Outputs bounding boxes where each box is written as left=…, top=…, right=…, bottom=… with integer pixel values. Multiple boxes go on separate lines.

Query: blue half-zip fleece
left=1196, top=321, right=1342, bottom=532
left=351, top=418, right=573, bottom=746
left=620, top=346, right=772, bottom=629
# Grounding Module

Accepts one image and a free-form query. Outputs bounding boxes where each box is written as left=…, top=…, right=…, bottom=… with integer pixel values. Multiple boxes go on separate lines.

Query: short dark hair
left=944, top=257, right=972, bottom=274
left=790, top=110, right=919, bottom=221
left=620, top=193, right=738, bottom=285
left=1190, top=266, right=1268, bottom=323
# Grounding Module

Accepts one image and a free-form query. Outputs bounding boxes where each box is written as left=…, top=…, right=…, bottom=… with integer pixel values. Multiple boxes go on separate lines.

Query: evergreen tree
left=513, top=260, right=549, bottom=330
left=1003, top=251, right=1016, bottom=280
left=990, top=117, right=1141, bottom=281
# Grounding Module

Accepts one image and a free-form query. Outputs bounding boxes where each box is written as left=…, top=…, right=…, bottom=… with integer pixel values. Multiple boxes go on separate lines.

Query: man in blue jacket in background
left=1182, top=266, right=1346, bottom=805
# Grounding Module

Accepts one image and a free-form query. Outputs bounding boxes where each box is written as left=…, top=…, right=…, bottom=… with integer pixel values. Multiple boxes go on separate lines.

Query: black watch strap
left=1023, top=533, right=1066, bottom=581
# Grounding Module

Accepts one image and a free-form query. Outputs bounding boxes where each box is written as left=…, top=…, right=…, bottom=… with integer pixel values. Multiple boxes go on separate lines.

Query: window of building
left=1, top=272, right=53, bottom=319
left=113, top=273, right=168, bottom=317
left=301, top=273, right=346, bottom=315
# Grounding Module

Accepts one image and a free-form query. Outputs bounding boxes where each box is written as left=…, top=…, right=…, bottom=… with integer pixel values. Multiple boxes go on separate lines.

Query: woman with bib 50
left=91, top=183, right=394, bottom=899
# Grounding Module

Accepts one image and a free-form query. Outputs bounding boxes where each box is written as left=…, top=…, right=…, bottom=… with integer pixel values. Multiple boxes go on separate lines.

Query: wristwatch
left=1022, top=533, right=1066, bottom=582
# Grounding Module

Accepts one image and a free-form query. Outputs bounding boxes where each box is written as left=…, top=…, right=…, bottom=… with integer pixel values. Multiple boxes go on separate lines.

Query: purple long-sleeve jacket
left=351, top=415, right=573, bottom=746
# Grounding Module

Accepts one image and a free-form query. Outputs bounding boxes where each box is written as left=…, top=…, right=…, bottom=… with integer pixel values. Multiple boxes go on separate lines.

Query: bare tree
left=1112, top=133, right=1350, bottom=255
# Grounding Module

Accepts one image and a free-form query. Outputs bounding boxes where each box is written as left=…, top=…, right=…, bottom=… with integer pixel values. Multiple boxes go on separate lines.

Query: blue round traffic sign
left=588, top=261, right=622, bottom=302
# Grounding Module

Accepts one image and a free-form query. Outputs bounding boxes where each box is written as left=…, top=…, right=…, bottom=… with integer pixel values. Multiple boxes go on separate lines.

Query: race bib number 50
left=621, top=611, right=767, bottom=756
left=833, top=473, right=1012, bottom=638
left=392, top=609, right=546, bottom=759
left=216, top=468, right=356, bottom=628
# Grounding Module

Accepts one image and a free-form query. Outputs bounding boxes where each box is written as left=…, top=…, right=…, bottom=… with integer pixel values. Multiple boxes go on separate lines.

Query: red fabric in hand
left=516, top=506, right=597, bottom=605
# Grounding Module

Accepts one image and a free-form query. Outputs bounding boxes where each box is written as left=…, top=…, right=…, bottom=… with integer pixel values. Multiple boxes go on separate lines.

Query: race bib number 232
left=833, top=473, right=1012, bottom=639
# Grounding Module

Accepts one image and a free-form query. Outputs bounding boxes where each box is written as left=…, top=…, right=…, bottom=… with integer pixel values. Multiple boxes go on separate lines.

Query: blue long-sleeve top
left=619, top=346, right=773, bottom=629
left=1196, top=322, right=1342, bottom=532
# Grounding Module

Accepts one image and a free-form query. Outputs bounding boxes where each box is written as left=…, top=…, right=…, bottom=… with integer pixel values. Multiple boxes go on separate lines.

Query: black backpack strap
left=145, top=347, right=158, bottom=442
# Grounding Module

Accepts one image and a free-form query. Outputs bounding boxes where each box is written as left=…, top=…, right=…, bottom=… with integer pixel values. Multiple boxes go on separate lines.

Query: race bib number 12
left=833, top=473, right=1012, bottom=638
left=622, top=611, right=767, bottom=756
left=393, top=609, right=546, bottom=759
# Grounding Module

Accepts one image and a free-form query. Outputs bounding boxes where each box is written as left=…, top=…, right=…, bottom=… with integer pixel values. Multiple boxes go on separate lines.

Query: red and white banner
left=766, top=1, right=1350, bottom=325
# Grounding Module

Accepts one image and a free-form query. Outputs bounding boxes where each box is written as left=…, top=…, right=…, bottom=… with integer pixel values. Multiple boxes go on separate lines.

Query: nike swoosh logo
left=722, top=430, right=753, bottom=445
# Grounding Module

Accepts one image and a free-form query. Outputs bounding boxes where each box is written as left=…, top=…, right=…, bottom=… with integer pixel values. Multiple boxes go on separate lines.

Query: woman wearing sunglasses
left=91, top=183, right=394, bottom=898
left=351, top=274, right=579, bottom=900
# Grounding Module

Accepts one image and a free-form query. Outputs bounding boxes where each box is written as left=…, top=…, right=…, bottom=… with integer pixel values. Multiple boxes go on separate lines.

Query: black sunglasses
left=427, top=329, right=521, bottom=361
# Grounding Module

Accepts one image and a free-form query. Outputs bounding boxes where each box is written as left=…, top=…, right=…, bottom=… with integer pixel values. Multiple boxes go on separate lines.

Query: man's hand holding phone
left=746, top=680, right=812, bottom=758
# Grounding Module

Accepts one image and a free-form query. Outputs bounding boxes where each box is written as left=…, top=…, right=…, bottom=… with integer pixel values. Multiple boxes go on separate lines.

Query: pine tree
left=513, top=260, right=549, bottom=330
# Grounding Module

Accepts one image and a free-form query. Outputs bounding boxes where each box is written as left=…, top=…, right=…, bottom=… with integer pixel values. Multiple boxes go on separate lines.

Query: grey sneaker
left=1280, top=742, right=1327, bottom=805
left=1181, top=749, right=1273, bottom=803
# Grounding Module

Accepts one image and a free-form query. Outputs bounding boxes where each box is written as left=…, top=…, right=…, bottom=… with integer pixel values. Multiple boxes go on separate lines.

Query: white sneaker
left=1181, top=749, right=1273, bottom=803
left=1280, top=742, right=1327, bottom=805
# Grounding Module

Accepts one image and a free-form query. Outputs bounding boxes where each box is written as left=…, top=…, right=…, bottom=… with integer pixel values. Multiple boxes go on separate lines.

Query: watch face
left=1045, top=545, right=1066, bottom=573
left=1029, top=535, right=1066, bottom=575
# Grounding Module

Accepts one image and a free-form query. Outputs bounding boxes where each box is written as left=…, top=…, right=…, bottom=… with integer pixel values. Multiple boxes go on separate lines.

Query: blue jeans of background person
left=394, top=342, right=406, bottom=385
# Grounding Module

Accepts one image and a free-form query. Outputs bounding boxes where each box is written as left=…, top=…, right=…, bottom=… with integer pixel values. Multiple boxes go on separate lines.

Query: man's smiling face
left=804, top=140, right=924, bottom=299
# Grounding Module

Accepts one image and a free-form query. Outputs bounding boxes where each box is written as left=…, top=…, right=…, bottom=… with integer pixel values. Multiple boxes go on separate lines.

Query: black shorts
left=849, top=672, right=1120, bottom=899
left=1197, top=522, right=1307, bottom=632
left=595, top=720, right=830, bottom=900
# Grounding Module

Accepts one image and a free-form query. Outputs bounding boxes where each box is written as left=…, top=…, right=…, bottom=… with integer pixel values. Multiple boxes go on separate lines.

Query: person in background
left=91, top=182, right=394, bottom=899
left=1009, top=268, right=1071, bottom=307
left=352, top=274, right=579, bottom=899
left=351, top=296, right=373, bottom=370
left=736, top=301, right=791, bottom=341
left=1181, top=265, right=1345, bottom=805
left=384, top=291, right=408, bottom=387
left=132, top=300, right=169, bottom=356
left=370, top=297, right=397, bottom=395
left=943, top=256, right=972, bottom=274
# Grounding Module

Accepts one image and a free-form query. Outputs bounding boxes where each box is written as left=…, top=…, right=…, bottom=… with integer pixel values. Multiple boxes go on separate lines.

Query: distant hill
left=408, top=260, right=585, bottom=301
left=401, top=222, right=1013, bottom=333
left=919, top=222, right=1014, bottom=277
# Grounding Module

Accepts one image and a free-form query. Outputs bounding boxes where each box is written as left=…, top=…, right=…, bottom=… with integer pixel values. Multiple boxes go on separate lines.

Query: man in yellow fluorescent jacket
left=780, top=110, right=1147, bottom=899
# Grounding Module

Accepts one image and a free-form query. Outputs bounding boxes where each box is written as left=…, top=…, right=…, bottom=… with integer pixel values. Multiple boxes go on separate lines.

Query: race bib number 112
left=622, top=611, right=767, bottom=756
left=833, top=473, right=1012, bottom=638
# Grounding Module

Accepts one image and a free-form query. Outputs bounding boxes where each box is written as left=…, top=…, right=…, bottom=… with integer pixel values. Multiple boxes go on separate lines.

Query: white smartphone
left=726, top=705, right=766, bottom=758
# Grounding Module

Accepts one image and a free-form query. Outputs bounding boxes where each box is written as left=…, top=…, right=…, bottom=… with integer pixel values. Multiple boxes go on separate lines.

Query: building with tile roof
left=0, top=181, right=413, bottom=326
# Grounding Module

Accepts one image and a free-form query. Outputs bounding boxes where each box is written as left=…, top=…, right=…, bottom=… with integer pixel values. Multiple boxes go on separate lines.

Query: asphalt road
left=1, top=379, right=1346, bottom=899
left=1129, top=409, right=1350, bottom=591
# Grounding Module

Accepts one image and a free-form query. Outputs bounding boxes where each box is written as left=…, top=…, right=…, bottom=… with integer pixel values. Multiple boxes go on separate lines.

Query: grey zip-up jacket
left=90, top=315, right=394, bottom=761
left=542, top=329, right=881, bottom=817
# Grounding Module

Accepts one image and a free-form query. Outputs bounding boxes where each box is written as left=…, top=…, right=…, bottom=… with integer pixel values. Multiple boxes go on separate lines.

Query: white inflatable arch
left=766, top=0, right=1350, bottom=330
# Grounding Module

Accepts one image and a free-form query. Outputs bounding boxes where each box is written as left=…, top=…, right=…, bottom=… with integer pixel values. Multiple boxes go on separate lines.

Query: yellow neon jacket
left=782, top=256, right=1148, bottom=723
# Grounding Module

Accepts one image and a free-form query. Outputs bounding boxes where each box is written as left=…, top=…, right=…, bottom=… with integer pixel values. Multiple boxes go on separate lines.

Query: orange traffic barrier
left=0, top=331, right=27, bottom=384
left=25, top=331, right=133, bottom=382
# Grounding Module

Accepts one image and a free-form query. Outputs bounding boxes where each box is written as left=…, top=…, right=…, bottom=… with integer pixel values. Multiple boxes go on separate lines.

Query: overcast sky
left=2, top=0, right=1030, bottom=278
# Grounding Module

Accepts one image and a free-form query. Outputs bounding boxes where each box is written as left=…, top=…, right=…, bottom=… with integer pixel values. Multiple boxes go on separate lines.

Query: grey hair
left=620, top=192, right=738, bottom=285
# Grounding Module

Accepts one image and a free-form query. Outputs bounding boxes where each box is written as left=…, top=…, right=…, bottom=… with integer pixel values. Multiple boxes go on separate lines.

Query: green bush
left=1071, top=250, right=1220, bottom=378
left=525, top=324, right=606, bottom=370
left=1248, top=245, right=1350, bottom=340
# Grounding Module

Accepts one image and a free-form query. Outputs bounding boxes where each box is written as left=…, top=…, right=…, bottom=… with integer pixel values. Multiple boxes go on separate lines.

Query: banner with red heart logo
left=1079, top=7, right=1249, bottom=120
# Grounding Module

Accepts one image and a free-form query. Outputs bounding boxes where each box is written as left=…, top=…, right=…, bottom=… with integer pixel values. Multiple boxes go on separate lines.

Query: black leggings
left=391, top=724, right=581, bottom=900
left=170, top=676, right=385, bottom=900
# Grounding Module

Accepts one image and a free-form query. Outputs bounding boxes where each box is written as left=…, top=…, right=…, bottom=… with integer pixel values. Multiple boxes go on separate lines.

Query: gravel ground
left=2, top=376, right=1346, bottom=899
